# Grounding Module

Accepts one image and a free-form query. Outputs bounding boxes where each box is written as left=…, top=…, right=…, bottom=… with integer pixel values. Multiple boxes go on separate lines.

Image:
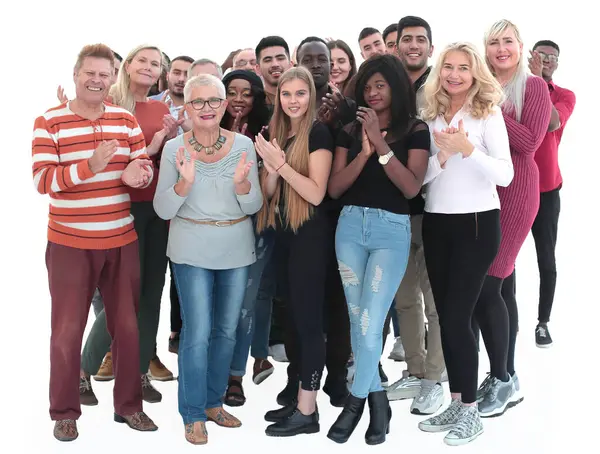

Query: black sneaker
left=265, top=407, right=319, bottom=437
left=378, top=363, right=388, bottom=387
left=79, top=376, right=98, bottom=406
left=141, top=374, right=162, bottom=403
left=535, top=323, right=553, bottom=348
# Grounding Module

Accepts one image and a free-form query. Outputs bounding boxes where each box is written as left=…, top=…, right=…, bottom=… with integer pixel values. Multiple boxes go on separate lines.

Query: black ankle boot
left=365, top=391, right=391, bottom=445
left=327, top=394, right=366, bottom=444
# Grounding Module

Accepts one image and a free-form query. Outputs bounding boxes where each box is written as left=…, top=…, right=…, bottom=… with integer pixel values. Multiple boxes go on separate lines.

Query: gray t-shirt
left=153, top=133, right=263, bottom=270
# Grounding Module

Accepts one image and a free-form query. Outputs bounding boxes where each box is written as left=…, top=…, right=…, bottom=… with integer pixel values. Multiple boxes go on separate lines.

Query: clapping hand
left=255, top=133, right=286, bottom=174
left=433, top=119, right=474, bottom=161
left=175, top=147, right=195, bottom=184
left=122, top=159, right=153, bottom=188
left=528, top=50, right=543, bottom=77
left=232, top=111, right=249, bottom=136
left=233, top=151, right=254, bottom=184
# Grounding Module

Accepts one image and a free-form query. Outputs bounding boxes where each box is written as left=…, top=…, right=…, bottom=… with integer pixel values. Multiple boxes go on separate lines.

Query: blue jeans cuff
left=182, top=415, right=207, bottom=424
left=229, top=369, right=246, bottom=377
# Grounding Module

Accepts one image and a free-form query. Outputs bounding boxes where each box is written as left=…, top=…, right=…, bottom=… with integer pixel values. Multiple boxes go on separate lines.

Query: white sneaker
left=443, top=405, right=483, bottom=446
left=386, top=370, right=421, bottom=400
left=268, top=344, right=288, bottom=362
left=441, top=368, right=448, bottom=382
left=411, top=380, right=444, bottom=415
left=388, top=337, right=405, bottom=361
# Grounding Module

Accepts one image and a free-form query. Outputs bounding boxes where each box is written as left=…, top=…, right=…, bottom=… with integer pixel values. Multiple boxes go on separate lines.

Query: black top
left=408, top=66, right=433, bottom=216
left=268, top=122, right=334, bottom=226
left=335, top=121, right=430, bottom=215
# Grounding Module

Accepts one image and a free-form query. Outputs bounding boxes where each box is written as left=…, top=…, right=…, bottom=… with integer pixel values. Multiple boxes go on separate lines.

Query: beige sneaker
left=94, top=352, right=114, bottom=381
left=148, top=356, right=174, bottom=381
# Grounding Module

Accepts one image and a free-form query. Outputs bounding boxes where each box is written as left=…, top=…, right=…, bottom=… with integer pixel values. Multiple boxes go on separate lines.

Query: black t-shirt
left=335, top=120, right=430, bottom=215
left=272, top=121, right=334, bottom=224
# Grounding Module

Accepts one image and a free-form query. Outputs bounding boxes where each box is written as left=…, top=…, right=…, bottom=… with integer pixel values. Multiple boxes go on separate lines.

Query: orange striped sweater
left=32, top=102, right=153, bottom=250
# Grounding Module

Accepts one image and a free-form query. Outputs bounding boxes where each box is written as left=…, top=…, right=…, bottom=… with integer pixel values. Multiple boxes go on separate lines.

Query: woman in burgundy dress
left=474, top=19, right=552, bottom=418
left=475, top=20, right=552, bottom=417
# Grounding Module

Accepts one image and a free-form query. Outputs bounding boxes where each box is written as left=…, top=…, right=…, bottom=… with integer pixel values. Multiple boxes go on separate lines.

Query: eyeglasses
left=188, top=97, right=224, bottom=110
left=234, top=59, right=257, bottom=67
left=537, top=52, right=558, bottom=63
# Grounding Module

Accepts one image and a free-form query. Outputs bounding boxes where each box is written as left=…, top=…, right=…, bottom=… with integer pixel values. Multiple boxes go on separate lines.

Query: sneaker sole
left=253, top=367, right=274, bottom=385
left=266, top=423, right=320, bottom=437
left=535, top=342, right=553, bottom=348
left=387, top=389, right=421, bottom=401
left=388, top=353, right=406, bottom=362
left=479, top=397, right=512, bottom=418
left=418, top=423, right=455, bottom=433
left=148, top=373, right=175, bottom=382
left=411, top=400, right=443, bottom=415
left=444, top=427, right=483, bottom=446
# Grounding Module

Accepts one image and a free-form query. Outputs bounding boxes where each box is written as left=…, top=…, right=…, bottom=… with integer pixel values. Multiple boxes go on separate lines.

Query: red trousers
left=46, top=241, right=143, bottom=420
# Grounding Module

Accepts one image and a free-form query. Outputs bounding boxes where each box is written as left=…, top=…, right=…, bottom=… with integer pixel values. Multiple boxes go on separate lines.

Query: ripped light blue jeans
left=335, top=205, right=411, bottom=398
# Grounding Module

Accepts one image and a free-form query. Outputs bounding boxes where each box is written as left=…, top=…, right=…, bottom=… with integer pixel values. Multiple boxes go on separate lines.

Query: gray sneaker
left=476, top=373, right=493, bottom=403
left=418, top=398, right=462, bottom=433
left=386, top=370, right=421, bottom=401
left=478, top=376, right=515, bottom=417
left=444, top=405, right=484, bottom=446
left=410, top=380, right=444, bottom=415
left=507, top=372, right=524, bottom=408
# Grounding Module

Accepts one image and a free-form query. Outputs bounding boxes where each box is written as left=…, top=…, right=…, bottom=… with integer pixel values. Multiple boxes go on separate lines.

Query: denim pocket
left=380, top=211, right=410, bottom=230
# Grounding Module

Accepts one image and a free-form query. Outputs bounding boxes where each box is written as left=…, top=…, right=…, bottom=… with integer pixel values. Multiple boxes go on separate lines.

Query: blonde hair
left=421, top=42, right=504, bottom=121
left=109, top=44, right=162, bottom=114
left=484, top=19, right=528, bottom=121
left=256, top=66, right=317, bottom=233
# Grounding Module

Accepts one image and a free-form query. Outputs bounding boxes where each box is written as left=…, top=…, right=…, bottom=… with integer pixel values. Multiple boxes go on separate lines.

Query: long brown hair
left=256, top=66, right=317, bottom=233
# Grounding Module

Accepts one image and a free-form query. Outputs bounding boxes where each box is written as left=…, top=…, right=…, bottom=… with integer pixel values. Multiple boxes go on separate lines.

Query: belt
left=177, top=215, right=249, bottom=227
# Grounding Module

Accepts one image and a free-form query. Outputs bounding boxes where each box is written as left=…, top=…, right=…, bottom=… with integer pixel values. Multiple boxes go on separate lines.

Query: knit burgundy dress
left=487, top=76, right=552, bottom=279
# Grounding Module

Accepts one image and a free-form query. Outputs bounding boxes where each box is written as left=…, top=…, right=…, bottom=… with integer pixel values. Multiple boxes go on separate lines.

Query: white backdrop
left=0, top=0, right=596, bottom=452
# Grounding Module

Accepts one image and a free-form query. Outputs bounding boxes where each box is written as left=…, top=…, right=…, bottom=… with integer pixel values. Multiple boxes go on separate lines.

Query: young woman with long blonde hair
left=416, top=42, right=513, bottom=446
left=254, top=66, right=335, bottom=438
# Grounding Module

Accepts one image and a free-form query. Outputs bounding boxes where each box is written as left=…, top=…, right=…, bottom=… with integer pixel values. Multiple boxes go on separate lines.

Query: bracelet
left=276, top=162, right=286, bottom=172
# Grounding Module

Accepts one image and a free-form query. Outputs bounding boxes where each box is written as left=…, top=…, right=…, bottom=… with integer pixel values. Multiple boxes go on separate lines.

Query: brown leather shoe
left=114, top=411, right=158, bottom=431
left=54, top=419, right=78, bottom=441
left=79, top=376, right=98, bottom=406
left=185, top=421, right=208, bottom=445
left=205, top=407, right=241, bottom=428
left=94, top=352, right=115, bottom=381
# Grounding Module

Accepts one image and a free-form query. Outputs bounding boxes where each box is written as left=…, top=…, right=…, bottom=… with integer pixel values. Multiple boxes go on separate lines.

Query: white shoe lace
left=536, top=326, right=547, bottom=338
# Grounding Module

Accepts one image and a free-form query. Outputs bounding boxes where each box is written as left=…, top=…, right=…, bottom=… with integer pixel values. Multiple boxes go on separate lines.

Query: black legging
left=422, top=210, right=500, bottom=404
left=276, top=212, right=330, bottom=392
left=169, top=260, right=182, bottom=333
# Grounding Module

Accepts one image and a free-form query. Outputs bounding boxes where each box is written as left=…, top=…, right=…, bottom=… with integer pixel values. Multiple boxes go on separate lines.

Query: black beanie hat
left=222, top=69, right=264, bottom=91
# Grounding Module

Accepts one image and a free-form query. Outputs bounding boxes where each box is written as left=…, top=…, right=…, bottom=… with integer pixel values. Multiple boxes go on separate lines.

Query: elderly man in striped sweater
left=32, top=43, right=158, bottom=442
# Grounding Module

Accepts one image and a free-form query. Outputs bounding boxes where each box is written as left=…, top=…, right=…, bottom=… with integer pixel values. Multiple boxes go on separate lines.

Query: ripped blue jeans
left=335, top=205, right=411, bottom=398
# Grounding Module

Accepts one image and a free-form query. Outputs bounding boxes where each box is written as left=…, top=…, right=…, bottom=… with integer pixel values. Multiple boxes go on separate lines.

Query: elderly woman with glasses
left=153, top=74, right=263, bottom=445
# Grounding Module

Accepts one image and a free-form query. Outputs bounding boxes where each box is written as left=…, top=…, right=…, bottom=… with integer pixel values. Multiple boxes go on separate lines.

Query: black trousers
left=277, top=213, right=331, bottom=391
left=423, top=210, right=500, bottom=404
left=531, top=188, right=560, bottom=324
left=169, top=260, right=181, bottom=333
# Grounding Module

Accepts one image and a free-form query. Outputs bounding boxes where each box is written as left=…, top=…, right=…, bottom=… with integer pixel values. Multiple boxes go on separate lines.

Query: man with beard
left=386, top=16, right=447, bottom=417
left=255, top=36, right=292, bottom=107
left=150, top=56, right=194, bottom=127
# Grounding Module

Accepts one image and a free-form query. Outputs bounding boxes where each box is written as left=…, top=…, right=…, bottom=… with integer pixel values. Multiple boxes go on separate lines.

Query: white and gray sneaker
left=418, top=398, right=463, bottom=433
left=444, top=405, right=484, bottom=446
left=411, top=379, right=444, bottom=415
left=478, top=376, right=515, bottom=418
left=507, top=372, right=523, bottom=408
left=476, top=373, right=493, bottom=403
left=386, top=370, right=421, bottom=401
left=388, top=337, right=406, bottom=361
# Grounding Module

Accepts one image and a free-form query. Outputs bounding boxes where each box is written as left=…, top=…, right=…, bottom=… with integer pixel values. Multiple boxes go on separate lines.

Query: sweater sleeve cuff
left=78, top=159, right=94, bottom=181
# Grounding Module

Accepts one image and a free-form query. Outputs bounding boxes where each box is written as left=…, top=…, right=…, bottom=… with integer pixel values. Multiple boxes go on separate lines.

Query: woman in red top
left=473, top=20, right=552, bottom=418
left=80, top=44, right=180, bottom=405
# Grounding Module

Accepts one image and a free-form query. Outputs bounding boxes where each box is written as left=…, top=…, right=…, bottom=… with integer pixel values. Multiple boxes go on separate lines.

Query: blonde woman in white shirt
left=415, top=42, right=513, bottom=446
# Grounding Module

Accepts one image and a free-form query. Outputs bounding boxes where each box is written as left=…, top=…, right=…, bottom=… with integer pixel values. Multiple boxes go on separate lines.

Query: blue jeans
left=335, top=206, right=411, bottom=398
left=172, top=263, right=249, bottom=424
left=230, top=229, right=275, bottom=376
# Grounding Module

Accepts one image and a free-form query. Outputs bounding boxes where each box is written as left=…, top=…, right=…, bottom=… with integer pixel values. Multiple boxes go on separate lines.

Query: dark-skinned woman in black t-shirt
left=254, top=66, right=334, bottom=438
left=326, top=54, right=430, bottom=445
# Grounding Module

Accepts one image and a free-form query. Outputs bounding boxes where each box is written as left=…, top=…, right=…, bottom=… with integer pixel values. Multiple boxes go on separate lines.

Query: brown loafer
left=114, top=411, right=158, bottom=431
left=54, top=419, right=78, bottom=442
left=205, top=407, right=241, bottom=428
left=185, top=421, right=208, bottom=445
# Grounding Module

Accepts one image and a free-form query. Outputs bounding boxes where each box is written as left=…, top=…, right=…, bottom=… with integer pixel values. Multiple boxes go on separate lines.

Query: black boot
left=265, top=400, right=297, bottom=423
left=327, top=394, right=366, bottom=444
left=365, top=391, right=391, bottom=445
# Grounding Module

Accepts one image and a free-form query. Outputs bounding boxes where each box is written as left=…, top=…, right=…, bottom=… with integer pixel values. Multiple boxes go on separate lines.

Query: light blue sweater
left=153, top=133, right=263, bottom=270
